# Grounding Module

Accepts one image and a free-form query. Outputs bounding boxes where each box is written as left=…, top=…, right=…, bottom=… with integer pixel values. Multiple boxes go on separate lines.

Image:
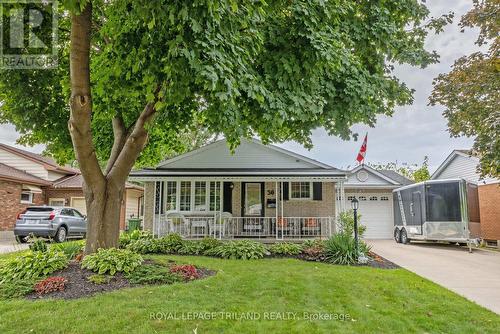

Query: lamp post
left=351, top=197, right=359, bottom=260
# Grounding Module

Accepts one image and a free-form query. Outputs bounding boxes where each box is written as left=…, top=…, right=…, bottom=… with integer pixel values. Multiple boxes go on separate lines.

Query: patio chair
left=165, top=211, right=188, bottom=236
left=210, top=212, right=232, bottom=238
left=275, top=217, right=295, bottom=237
left=301, top=218, right=321, bottom=237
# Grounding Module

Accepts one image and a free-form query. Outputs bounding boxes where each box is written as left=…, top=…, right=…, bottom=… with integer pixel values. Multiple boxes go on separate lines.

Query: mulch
left=26, top=261, right=216, bottom=301
left=365, top=252, right=400, bottom=269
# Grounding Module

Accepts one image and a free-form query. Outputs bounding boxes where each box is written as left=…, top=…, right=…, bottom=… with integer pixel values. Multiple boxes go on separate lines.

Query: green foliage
left=50, top=240, right=85, bottom=259
left=369, top=156, right=430, bottom=182
left=178, top=237, right=222, bottom=255
left=302, top=239, right=325, bottom=249
left=338, top=210, right=367, bottom=238
left=0, top=279, right=36, bottom=299
left=301, top=241, right=326, bottom=262
left=87, top=274, right=112, bottom=285
left=0, top=0, right=447, bottom=166
left=81, top=248, right=143, bottom=275
left=0, top=250, right=69, bottom=284
left=157, top=234, right=185, bottom=254
left=209, top=241, right=268, bottom=260
left=125, top=263, right=182, bottom=285
left=28, top=236, right=48, bottom=253
left=126, top=238, right=161, bottom=254
left=268, top=242, right=302, bottom=256
left=324, top=234, right=371, bottom=265
left=430, top=0, right=499, bottom=178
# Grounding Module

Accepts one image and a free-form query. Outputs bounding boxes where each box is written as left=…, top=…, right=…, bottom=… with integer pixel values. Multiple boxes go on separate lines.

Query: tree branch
left=104, top=114, right=128, bottom=175
left=68, top=2, right=105, bottom=190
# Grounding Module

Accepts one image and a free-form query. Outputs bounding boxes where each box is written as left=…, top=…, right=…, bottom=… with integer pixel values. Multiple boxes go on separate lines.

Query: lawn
left=0, top=254, right=499, bottom=333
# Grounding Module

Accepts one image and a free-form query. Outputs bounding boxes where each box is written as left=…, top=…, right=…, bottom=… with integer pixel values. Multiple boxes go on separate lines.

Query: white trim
left=131, top=176, right=346, bottom=182
left=347, top=165, right=399, bottom=185
left=20, top=191, right=34, bottom=204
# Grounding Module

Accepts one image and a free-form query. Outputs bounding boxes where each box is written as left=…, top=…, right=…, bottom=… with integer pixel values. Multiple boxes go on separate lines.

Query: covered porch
left=141, top=173, right=348, bottom=241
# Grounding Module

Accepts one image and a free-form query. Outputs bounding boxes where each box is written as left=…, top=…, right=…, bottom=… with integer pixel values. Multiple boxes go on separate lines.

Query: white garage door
left=71, top=197, right=87, bottom=215
left=345, top=193, right=393, bottom=239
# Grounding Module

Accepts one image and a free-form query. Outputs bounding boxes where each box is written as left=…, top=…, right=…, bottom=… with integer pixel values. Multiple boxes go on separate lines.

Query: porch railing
left=153, top=216, right=335, bottom=240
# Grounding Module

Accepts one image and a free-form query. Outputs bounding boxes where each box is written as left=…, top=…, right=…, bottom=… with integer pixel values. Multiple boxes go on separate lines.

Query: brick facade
left=0, top=180, right=45, bottom=231
left=478, top=184, right=500, bottom=241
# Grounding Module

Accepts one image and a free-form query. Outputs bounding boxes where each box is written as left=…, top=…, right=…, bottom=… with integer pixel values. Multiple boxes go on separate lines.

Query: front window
left=179, top=181, right=191, bottom=211
left=20, top=191, right=33, bottom=204
left=194, top=181, right=207, bottom=211
left=209, top=181, right=221, bottom=211
left=426, top=182, right=461, bottom=222
left=166, top=181, right=177, bottom=211
left=290, top=182, right=311, bottom=199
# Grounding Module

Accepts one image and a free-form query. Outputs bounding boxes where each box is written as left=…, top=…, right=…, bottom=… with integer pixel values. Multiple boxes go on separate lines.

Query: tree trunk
left=69, top=2, right=159, bottom=254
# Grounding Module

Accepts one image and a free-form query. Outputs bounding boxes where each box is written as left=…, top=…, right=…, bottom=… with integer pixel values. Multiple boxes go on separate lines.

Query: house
left=129, top=138, right=412, bottom=241
left=0, top=143, right=144, bottom=232
left=431, top=149, right=500, bottom=245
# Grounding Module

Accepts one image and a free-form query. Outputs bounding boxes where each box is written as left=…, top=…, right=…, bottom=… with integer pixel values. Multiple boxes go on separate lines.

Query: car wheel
left=55, top=227, right=67, bottom=243
left=400, top=229, right=410, bottom=244
left=394, top=228, right=401, bottom=243
left=15, top=235, right=27, bottom=244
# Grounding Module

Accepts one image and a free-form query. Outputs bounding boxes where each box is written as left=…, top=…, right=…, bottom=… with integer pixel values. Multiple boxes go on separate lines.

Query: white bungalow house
left=129, top=139, right=412, bottom=241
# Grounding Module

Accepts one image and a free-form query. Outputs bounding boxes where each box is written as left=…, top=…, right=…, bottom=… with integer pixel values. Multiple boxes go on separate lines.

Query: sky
left=0, top=1, right=481, bottom=173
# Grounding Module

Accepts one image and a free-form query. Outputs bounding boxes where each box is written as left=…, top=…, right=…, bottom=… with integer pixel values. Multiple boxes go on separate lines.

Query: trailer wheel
left=394, top=228, right=401, bottom=243
left=400, top=229, right=410, bottom=244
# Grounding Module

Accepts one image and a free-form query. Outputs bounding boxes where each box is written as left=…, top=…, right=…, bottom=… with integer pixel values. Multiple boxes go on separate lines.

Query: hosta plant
left=268, top=242, right=303, bottom=256
left=81, top=248, right=143, bottom=275
left=209, top=240, right=268, bottom=260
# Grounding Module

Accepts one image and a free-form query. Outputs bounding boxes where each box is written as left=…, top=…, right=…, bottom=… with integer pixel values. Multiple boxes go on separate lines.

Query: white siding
left=47, top=171, right=67, bottom=181
left=434, top=155, right=498, bottom=184
left=0, top=148, right=49, bottom=180
left=159, top=139, right=319, bottom=169
left=125, top=189, right=142, bottom=219
left=345, top=169, right=392, bottom=186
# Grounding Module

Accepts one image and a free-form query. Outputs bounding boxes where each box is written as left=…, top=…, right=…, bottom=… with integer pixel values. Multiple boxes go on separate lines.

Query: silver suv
left=14, top=206, right=87, bottom=243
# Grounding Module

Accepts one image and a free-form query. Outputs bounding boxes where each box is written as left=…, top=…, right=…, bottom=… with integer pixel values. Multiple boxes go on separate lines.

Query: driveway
left=369, top=239, right=500, bottom=315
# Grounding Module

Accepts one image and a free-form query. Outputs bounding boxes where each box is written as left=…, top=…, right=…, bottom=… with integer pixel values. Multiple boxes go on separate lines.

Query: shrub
left=0, top=250, right=69, bottom=284
left=170, top=264, right=200, bottom=280
left=51, top=240, right=85, bottom=260
left=338, top=210, right=367, bottom=238
left=178, top=241, right=205, bottom=255
left=268, top=242, right=303, bottom=256
left=126, top=238, right=161, bottom=254
left=125, top=263, right=183, bottom=285
left=301, top=244, right=326, bottom=262
left=118, top=233, right=132, bottom=248
left=28, top=235, right=48, bottom=253
left=178, top=237, right=222, bottom=255
left=157, top=233, right=184, bottom=253
left=87, top=274, right=112, bottom=285
left=302, top=239, right=325, bottom=249
left=81, top=248, right=143, bottom=275
left=324, top=233, right=370, bottom=265
left=209, top=240, right=268, bottom=260
left=0, top=279, right=35, bottom=299
left=34, top=276, right=67, bottom=295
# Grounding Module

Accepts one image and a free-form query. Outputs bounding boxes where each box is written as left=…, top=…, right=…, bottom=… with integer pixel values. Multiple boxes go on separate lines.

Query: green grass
left=0, top=254, right=499, bottom=333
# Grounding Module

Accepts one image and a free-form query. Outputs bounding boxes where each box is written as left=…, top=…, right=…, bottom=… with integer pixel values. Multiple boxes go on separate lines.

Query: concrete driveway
left=0, top=241, right=28, bottom=254
left=369, top=239, right=500, bottom=315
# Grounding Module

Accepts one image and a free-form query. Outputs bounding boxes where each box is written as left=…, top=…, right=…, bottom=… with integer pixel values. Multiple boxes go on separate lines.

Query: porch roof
left=129, top=168, right=347, bottom=182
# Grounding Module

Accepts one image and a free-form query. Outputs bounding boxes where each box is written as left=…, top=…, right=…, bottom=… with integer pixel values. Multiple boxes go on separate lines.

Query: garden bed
left=25, top=260, right=216, bottom=300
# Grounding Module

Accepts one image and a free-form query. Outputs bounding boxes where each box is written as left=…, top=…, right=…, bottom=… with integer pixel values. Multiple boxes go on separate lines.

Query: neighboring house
left=0, top=143, right=143, bottom=232
left=130, top=138, right=411, bottom=241
left=431, top=149, right=500, bottom=244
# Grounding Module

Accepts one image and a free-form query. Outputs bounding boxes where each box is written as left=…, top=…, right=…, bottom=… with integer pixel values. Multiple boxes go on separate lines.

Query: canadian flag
left=356, top=134, right=368, bottom=164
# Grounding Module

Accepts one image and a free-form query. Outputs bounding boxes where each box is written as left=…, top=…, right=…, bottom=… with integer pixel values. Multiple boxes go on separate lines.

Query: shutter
left=313, top=182, right=322, bottom=200
left=223, top=182, right=232, bottom=213
left=282, top=182, right=289, bottom=200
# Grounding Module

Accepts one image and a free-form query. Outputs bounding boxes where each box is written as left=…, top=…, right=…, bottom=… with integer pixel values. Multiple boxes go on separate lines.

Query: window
left=194, top=181, right=207, bottom=211
left=359, top=196, right=367, bottom=201
left=165, top=181, right=177, bottom=211
left=209, top=181, right=221, bottom=211
left=380, top=196, right=389, bottom=201
left=369, top=196, right=378, bottom=201
left=20, top=191, right=33, bottom=204
left=290, top=182, right=311, bottom=199
left=179, top=181, right=191, bottom=211
left=61, top=209, right=74, bottom=216
left=49, top=198, right=65, bottom=206
left=72, top=209, right=84, bottom=218
left=347, top=196, right=356, bottom=201
left=426, top=182, right=461, bottom=222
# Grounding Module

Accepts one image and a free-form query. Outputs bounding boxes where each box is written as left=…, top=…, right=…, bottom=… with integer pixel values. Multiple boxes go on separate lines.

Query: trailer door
left=410, top=191, right=423, bottom=234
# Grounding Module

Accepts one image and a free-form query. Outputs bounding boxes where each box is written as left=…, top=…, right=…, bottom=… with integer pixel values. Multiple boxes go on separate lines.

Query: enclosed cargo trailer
left=393, top=179, right=480, bottom=246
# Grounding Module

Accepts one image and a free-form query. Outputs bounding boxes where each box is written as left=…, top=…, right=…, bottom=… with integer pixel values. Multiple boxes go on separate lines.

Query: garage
left=345, top=192, right=394, bottom=239
left=71, top=197, right=87, bottom=215
left=344, top=165, right=414, bottom=239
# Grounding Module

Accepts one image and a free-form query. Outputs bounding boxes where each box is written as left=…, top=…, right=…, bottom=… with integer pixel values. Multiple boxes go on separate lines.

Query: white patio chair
left=210, top=212, right=232, bottom=238
left=165, top=211, right=188, bottom=236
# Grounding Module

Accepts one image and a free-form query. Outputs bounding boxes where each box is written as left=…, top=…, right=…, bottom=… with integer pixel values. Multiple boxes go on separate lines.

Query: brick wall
left=44, top=188, right=84, bottom=206
left=478, top=183, right=500, bottom=241
left=0, top=180, right=45, bottom=230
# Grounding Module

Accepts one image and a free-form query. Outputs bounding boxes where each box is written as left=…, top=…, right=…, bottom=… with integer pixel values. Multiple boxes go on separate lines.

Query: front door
left=242, top=182, right=264, bottom=235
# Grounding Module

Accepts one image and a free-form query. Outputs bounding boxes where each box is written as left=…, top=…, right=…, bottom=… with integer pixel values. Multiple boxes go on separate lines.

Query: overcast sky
left=0, top=1, right=480, bottom=173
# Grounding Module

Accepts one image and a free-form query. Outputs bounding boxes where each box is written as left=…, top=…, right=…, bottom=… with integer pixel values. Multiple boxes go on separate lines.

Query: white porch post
left=275, top=181, right=278, bottom=240
left=280, top=181, right=284, bottom=240
left=219, top=181, right=223, bottom=239
left=158, top=181, right=163, bottom=237
left=152, top=181, right=157, bottom=238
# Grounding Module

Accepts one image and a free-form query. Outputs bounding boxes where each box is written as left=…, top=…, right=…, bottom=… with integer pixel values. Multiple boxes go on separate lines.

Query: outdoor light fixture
left=350, top=197, right=359, bottom=210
